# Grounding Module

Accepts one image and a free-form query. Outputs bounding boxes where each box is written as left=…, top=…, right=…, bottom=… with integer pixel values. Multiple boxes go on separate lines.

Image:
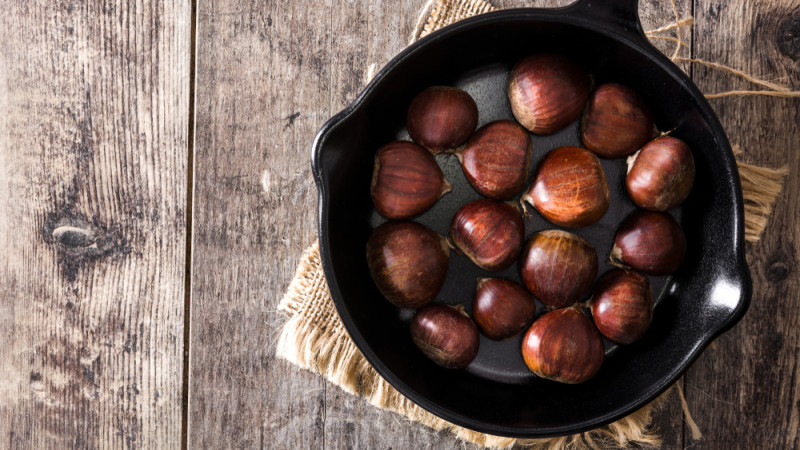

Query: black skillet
left=310, top=0, right=752, bottom=437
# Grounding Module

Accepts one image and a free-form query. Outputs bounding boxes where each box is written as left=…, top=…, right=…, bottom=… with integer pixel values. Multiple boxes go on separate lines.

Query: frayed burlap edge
left=277, top=242, right=672, bottom=449
left=276, top=0, right=791, bottom=448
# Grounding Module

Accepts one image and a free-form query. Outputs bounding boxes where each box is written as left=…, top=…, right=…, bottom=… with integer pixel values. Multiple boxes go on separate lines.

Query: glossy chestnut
left=520, top=230, right=598, bottom=308
left=407, top=86, right=479, bottom=153
left=611, top=211, right=686, bottom=275
left=523, top=146, right=609, bottom=228
left=508, top=53, right=590, bottom=134
left=457, top=120, right=532, bottom=199
left=410, top=303, right=480, bottom=369
left=626, top=136, right=695, bottom=211
left=472, top=278, right=537, bottom=340
left=371, top=141, right=451, bottom=219
left=366, top=221, right=450, bottom=308
left=521, top=307, right=605, bottom=384
left=450, top=199, right=525, bottom=271
left=591, top=269, right=654, bottom=344
left=581, top=83, right=655, bottom=158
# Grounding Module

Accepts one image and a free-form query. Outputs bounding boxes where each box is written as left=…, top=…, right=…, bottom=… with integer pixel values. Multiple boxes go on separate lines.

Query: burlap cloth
left=276, top=1, right=791, bottom=448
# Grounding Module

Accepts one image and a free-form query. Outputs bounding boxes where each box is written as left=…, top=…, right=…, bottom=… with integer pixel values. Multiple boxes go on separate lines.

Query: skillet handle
left=567, top=0, right=647, bottom=43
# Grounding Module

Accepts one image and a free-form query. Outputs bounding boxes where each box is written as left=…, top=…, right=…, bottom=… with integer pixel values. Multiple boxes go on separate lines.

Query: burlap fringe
left=278, top=242, right=672, bottom=449
left=275, top=0, right=794, bottom=448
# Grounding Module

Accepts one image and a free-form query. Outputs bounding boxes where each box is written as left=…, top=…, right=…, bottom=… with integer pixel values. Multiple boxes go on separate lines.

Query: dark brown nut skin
left=472, top=278, right=537, bottom=340
left=521, top=307, right=605, bottom=384
left=611, top=210, right=686, bottom=276
left=591, top=269, right=654, bottom=344
left=410, top=303, right=480, bottom=369
left=581, top=83, right=655, bottom=159
left=508, top=54, right=590, bottom=135
left=458, top=120, right=532, bottom=200
left=626, top=136, right=695, bottom=211
left=523, top=146, right=610, bottom=228
left=450, top=199, right=525, bottom=271
left=366, top=221, right=450, bottom=308
left=371, top=141, right=451, bottom=219
left=406, top=86, right=479, bottom=154
left=520, top=230, right=598, bottom=308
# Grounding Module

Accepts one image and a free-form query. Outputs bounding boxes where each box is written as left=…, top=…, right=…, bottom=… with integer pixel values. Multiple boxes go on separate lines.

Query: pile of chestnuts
left=367, top=53, right=695, bottom=382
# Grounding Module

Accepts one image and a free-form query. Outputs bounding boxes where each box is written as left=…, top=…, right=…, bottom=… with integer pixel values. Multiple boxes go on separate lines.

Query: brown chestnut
left=406, top=86, right=479, bottom=154
left=450, top=199, right=525, bottom=271
left=472, top=278, right=537, bottom=340
left=611, top=211, right=686, bottom=275
left=522, top=146, right=610, bottom=228
left=581, top=83, right=655, bottom=158
left=366, top=221, right=450, bottom=308
left=520, top=230, right=598, bottom=308
left=410, top=303, right=480, bottom=369
left=371, top=141, right=451, bottom=219
left=508, top=53, right=590, bottom=135
left=521, top=307, right=604, bottom=384
left=456, top=120, right=532, bottom=199
left=626, top=136, right=695, bottom=211
left=591, top=269, right=654, bottom=344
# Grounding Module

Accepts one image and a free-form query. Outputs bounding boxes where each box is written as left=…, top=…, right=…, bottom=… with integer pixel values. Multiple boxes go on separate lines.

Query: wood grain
left=0, top=0, right=190, bottom=448
left=684, top=0, right=800, bottom=448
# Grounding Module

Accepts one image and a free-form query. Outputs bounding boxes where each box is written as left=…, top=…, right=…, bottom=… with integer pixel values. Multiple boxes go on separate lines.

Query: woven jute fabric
left=276, top=0, right=788, bottom=448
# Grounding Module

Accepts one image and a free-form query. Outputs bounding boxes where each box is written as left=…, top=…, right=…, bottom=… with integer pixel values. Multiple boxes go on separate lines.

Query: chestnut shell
left=371, top=141, right=451, bottom=219
left=520, top=230, right=598, bottom=308
left=611, top=211, right=686, bottom=275
left=366, top=221, right=450, bottom=308
left=626, top=136, right=695, bottom=211
left=473, top=278, right=537, bottom=340
left=523, top=146, right=610, bottom=228
left=410, top=303, right=480, bottom=369
left=591, top=269, right=654, bottom=344
left=581, top=83, right=655, bottom=159
left=406, top=86, right=479, bottom=153
left=458, top=120, right=532, bottom=199
left=508, top=53, right=590, bottom=135
left=521, top=307, right=605, bottom=384
left=450, top=199, right=525, bottom=271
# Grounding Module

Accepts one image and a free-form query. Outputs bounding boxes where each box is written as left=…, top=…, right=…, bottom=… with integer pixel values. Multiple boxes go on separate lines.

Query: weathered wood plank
left=188, top=0, right=333, bottom=448
left=0, top=0, right=190, bottom=448
left=685, top=0, right=800, bottom=448
left=189, top=0, right=690, bottom=448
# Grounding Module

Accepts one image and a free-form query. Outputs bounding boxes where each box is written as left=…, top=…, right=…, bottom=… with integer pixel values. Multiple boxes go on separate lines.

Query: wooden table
left=1, top=0, right=798, bottom=448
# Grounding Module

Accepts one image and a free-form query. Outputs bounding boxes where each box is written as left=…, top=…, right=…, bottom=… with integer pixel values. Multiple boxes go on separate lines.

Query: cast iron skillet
left=311, top=0, right=752, bottom=438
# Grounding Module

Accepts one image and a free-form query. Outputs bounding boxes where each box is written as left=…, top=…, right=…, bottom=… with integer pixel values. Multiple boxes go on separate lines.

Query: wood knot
left=766, top=260, right=791, bottom=282
left=45, top=213, right=128, bottom=281
left=52, top=226, right=95, bottom=248
left=777, top=12, right=800, bottom=62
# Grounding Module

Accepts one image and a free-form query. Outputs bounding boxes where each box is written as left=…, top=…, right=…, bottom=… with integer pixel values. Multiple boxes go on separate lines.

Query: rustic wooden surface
left=0, top=0, right=190, bottom=448
left=1, top=0, right=798, bottom=448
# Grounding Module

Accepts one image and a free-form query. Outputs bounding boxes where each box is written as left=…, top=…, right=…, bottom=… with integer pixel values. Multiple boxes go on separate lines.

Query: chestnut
left=472, top=278, right=537, bottom=340
left=520, top=230, right=598, bottom=308
left=591, top=269, right=654, bottom=344
left=521, top=307, right=604, bottom=384
left=626, top=136, right=695, bottom=211
left=611, top=211, right=686, bottom=275
left=450, top=199, right=525, bottom=271
left=522, top=146, right=609, bottom=228
left=456, top=120, right=532, bottom=200
left=366, top=221, right=450, bottom=308
left=508, top=53, right=590, bottom=135
left=410, top=303, right=480, bottom=369
left=581, top=83, right=655, bottom=158
left=371, top=141, right=451, bottom=219
left=406, top=86, right=479, bottom=153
